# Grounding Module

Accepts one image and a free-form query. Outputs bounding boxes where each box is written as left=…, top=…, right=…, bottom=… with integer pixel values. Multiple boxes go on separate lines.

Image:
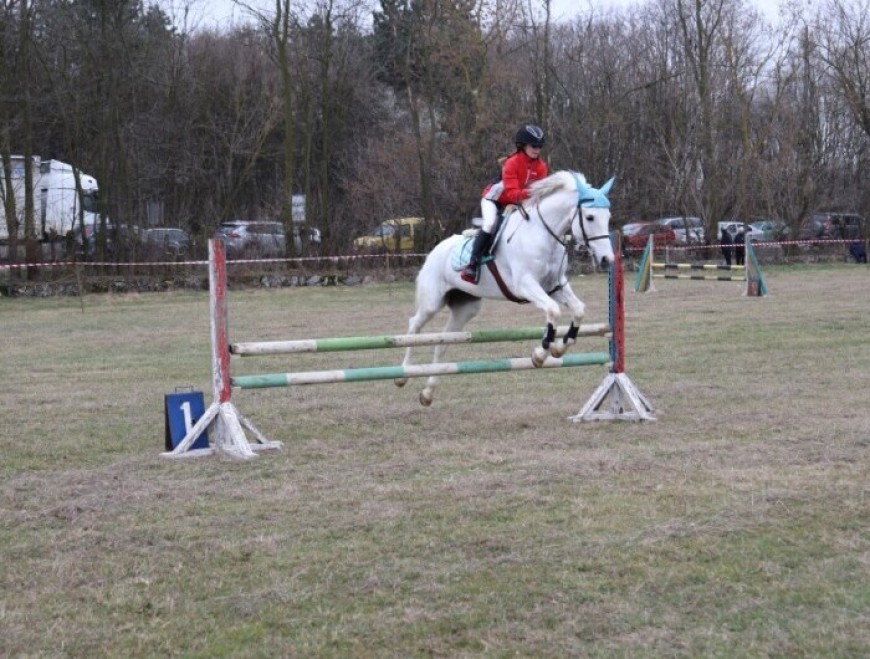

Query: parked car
left=139, top=227, right=190, bottom=260
left=750, top=219, right=790, bottom=242
left=621, top=222, right=677, bottom=254
left=215, top=220, right=286, bottom=258
left=353, top=216, right=426, bottom=253
left=655, top=216, right=705, bottom=244
left=717, top=221, right=763, bottom=243
left=799, top=212, right=868, bottom=241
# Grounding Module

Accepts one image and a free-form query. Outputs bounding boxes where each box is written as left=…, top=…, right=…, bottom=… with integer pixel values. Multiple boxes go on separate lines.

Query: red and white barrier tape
left=0, top=252, right=428, bottom=271
left=623, top=237, right=865, bottom=253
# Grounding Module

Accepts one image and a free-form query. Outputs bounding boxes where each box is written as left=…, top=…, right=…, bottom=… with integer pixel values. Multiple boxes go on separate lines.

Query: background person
left=734, top=225, right=747, bottom=265
left=720, top=224, right=734, bottom=266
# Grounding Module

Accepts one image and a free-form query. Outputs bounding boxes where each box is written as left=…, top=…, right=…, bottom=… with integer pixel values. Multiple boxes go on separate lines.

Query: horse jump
left=162, top=238, right=654, bottom=460
left=634, top=234, right=767, bottom=296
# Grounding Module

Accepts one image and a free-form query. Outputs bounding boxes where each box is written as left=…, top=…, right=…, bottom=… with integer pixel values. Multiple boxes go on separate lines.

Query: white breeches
left=480, top=198, right=500, bottom=233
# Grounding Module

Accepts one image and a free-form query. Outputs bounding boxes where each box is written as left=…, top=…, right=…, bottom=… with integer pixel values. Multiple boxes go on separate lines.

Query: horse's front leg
left=515, top=279, right=563, bottom=367
left=548, top=284, right=585, bottom=358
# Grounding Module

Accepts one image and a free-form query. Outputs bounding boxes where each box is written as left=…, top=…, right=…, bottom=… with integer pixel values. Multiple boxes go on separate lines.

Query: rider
left=461, top=123, right=550, bottom=284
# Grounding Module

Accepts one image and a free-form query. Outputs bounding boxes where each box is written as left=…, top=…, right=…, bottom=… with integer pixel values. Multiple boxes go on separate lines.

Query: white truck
left=0, top=155, right=100, bottom=244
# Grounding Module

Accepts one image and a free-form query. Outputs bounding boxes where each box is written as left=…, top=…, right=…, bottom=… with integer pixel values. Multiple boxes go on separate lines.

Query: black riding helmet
left=515, top=124, right=545, bottom=149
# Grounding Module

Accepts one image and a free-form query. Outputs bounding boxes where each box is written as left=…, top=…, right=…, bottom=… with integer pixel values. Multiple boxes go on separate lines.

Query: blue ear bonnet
left=572, top=173, right=615, bottom=209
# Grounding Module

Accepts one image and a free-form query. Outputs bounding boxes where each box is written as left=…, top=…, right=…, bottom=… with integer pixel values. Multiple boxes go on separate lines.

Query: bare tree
left=811, top=0, right=870, bottom=211
left=271, top=0, right=298, bottom=251
left=815, top=0, right=870, bottom=138
left=0, top=1, right=39, bottom=265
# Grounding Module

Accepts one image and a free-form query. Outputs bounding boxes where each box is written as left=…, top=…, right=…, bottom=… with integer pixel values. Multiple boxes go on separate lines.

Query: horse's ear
left=600, top=176, right=616, bottom=197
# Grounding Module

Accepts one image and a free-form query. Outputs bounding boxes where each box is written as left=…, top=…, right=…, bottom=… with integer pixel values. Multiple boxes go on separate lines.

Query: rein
left=536, top=205, right=572, bottom=249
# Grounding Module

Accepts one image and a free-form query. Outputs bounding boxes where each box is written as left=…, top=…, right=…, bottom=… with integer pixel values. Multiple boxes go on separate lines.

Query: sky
left=158, top=0, right=783, bottom=33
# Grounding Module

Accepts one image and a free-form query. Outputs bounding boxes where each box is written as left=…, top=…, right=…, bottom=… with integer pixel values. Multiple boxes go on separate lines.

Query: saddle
left=452, top=205, right=517, bottom=270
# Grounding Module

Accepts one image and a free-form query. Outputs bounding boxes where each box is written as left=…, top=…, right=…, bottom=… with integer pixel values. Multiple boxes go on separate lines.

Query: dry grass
left=1, top=264, right=868, bottom=656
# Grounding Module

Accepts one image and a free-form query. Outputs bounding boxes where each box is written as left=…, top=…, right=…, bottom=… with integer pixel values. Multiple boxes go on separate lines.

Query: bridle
left=570, top=172, right=611, bottom=248
left=521, top=172, right=612, bottom=249
left=533, top=194, right=611, bottom=250
left=573, top=208, right=611, bottom=247
left=532, top=196, right=609, bottom=287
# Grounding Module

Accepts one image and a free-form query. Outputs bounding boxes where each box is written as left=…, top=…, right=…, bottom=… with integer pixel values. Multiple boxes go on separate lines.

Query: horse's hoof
left=532, top=346, right=547, bottom=368
left=419, top=390, right=433, bottom=406
left=550, top=339, right=575, bottom=359
left=394, top=377, right=407, bottom=388
left=549, top=343, right=566, bottom=358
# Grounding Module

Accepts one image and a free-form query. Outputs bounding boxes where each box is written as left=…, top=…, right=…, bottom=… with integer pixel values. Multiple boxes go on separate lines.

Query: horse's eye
left=585, top=214, right=595, bottom=222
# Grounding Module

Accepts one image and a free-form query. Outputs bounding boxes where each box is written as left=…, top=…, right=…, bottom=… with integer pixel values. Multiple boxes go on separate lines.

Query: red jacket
left=490, top=150, right=549, bottom=206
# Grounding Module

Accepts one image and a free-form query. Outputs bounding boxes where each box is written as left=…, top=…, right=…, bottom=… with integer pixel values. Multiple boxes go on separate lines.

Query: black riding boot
left=461, top=230, right=493, bottom=284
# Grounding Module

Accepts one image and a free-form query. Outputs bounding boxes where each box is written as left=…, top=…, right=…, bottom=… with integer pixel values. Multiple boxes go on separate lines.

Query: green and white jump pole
left=230, top=324, right=609, bottom=356
left=233, top=351, right=613, bottom=389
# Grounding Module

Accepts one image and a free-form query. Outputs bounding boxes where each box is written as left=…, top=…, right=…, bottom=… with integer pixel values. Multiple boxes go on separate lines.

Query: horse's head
left=570, top=173, right=616, bottom=271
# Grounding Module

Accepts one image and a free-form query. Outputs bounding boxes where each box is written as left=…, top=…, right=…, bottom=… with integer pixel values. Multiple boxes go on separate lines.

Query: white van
left=0, top=155, right=100, bottom=242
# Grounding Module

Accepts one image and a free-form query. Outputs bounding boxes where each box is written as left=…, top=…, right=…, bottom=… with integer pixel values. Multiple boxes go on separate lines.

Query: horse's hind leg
left=419, top=292, right=481, bottom=407
left=394, top=301, right=442, bottom=389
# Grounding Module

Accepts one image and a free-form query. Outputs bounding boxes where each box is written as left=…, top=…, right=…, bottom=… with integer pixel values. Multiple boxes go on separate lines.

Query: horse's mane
left=527, top=170, right=583, bottom=204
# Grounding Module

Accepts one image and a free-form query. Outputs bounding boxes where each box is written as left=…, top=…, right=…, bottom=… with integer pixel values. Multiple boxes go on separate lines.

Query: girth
left=485, top=260, right=564, bottom=304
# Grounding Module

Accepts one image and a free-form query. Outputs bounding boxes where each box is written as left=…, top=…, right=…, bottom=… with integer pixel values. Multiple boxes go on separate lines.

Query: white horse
left=396, top=170, right=616, bottom=405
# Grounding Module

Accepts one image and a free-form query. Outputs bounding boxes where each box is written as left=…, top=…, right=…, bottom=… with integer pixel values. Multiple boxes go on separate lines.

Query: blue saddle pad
left=450, top=236, right=474, bottom=271
left=450, top=234, right=496, bottom=271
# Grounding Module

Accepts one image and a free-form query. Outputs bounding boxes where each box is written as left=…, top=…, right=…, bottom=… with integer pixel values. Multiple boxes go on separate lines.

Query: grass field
left=1, top=264, right=868, bottom=656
